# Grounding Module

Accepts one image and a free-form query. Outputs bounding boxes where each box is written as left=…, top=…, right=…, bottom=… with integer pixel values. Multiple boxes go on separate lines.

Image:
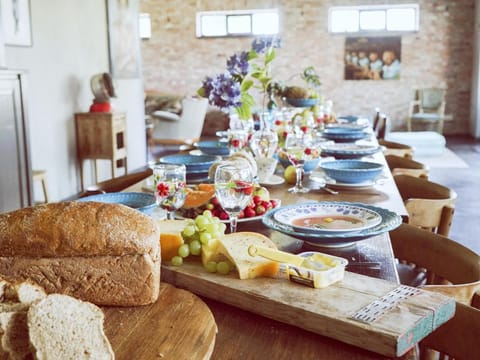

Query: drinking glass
left=214, top=163, right=254, bottom=233
left=283, top=133, right=313, bottom=193
left=152, top=164, right=187, bottom=220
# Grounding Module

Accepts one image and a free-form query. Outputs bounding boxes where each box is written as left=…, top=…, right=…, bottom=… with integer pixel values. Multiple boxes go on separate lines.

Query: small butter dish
left=285, top=252, right=348, bottom=289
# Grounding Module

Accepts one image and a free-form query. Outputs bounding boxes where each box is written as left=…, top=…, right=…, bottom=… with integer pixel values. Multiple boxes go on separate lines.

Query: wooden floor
left=427, top=135, right=480, bottom=254
left=149, top=135, right=480, bottom=255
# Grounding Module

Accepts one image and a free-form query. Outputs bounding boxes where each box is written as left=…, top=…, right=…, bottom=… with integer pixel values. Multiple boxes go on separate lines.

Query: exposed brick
left=140, top=0, right=475, bottom=134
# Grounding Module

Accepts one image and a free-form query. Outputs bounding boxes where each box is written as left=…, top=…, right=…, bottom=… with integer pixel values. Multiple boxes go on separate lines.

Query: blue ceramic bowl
left=285, top=98, right=318, bottom=108
left=195, top=140, right=230, bottom=156
left=157, top=154, right=220, bottom=172
left=320, top=160, right=384, bottom=184
left=78, top=192, right=156, bottom=215
left=276, top=154, right=321, bottom=173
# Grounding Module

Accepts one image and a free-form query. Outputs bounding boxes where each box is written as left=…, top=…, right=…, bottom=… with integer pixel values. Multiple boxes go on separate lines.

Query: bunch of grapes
left=171, top=210, right=232, bottom=274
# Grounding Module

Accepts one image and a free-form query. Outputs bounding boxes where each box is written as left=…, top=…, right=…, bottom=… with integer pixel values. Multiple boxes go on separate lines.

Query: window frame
left=328, top=4, right=419, bottom=35
left=196, top=9, right=279, bottom=38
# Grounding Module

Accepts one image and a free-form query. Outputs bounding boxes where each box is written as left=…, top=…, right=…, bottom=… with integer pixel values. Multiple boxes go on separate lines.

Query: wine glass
left=214, top=163, right=254, bottom=233
left=152, top=164, right=187, bottom=220
left=282, top=133, right=313, bottom=193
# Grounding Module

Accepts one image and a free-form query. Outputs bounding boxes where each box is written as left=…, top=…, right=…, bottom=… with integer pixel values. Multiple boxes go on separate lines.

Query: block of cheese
left=158, top=219, right=189, bottom=261
left=0, top=201, right=160, bottom=306
left=216, top=232, right=280, bottom=280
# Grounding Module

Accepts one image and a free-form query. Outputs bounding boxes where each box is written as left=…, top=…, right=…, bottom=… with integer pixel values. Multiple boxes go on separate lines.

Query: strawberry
left=304, top=148, right=312, bottom=155
left=235, top=180, right=254, bottom=195
left=255, top=205, right=266, bottom=215
left=253, top=195, right=262, bottom=205
left=270, top=199, right=278, bottom=208
left=300, top=126, right=308, bottom=133
left=231, top=138, right=241, bottom=148
left=275, top=119, right=282, bottom=126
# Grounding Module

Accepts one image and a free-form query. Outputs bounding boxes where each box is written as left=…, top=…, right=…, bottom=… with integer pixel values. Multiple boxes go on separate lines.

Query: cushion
left=385, top=131, right=446, bottom=157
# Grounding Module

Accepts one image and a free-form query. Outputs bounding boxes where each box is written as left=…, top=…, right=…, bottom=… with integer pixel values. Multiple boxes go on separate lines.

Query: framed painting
left=107, top=0, right=141, bottom=79
left=0, top=0, right=32, bottom=47
left=344, top=37, right=401, bottom=81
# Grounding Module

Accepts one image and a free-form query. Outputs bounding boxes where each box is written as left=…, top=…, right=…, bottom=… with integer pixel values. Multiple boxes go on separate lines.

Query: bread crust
left=0, top=202, right=160, bottom=258
left=0, top=202, right=161, bottom=306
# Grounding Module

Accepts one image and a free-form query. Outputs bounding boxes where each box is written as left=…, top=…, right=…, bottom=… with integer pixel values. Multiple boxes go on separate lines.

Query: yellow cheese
left=157, top=220, right=189, bottom=261
left=215, top=232, right=280, bottom=280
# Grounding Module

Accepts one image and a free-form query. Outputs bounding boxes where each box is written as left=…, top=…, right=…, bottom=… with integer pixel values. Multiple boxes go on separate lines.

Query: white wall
left=4, top=0, right=146, bottom=202
left=473, top=0, right=480, bottom=138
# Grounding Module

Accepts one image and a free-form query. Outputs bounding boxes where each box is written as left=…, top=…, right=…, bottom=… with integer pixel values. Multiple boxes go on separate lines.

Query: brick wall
left=140, top=0, right=475, bottom=134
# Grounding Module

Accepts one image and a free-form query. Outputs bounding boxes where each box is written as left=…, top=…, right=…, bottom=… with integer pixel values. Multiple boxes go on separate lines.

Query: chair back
left=418, top=88, right=446, bottom=112
left=394, top=175, right=457, bottom=236
left=390, top=223, right=480, bottom=305
left=80, top=168, right=153, bottom=197
left=386, top=155, right=429, bottom=179
left=408, top=88, right=447, bottom=132
left=151, top=97, right=208, bottom=145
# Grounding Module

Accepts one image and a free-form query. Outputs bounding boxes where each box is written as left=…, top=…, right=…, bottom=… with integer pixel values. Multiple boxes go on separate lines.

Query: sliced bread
left=216, top=232, right=280, bottom=279
left=0, top=311, right=30, bottom=360
left=28, top=294, right=114, bottom=360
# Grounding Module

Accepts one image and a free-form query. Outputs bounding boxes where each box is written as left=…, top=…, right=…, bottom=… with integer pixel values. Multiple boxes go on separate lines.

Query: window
left=329, top=4, right=419, bottom=34
left=196, top=9, right=279, bottom=38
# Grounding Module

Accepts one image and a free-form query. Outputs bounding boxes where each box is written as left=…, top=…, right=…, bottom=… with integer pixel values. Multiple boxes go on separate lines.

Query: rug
left=414, top=148, right=469, bottom=168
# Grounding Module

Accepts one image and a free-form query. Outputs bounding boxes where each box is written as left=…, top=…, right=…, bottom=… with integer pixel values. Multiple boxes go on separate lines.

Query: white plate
left=272, top=202, right=382, bottom=234
left=259, top=174, right=285, bottom=186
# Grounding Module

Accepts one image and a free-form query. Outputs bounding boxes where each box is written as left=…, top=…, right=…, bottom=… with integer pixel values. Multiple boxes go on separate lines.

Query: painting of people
left=344, top=37, right=401, bottom=80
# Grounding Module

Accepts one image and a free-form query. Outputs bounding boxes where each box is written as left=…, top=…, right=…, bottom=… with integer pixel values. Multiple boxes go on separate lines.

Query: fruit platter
left=177, top=183, right=279, bottom=222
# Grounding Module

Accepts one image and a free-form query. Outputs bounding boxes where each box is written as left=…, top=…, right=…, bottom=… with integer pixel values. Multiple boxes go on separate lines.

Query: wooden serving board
left=162, top=262, right=454, bottom=358
left=103, top=283, right=217, bottom=360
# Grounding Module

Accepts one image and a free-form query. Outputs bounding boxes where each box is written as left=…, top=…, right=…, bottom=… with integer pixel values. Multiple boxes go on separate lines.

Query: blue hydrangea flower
left=251, top=37, right=282, bottom=54
left=202, top=72, right=242, bottom=110
left=227, top=51, right=250, bottom=76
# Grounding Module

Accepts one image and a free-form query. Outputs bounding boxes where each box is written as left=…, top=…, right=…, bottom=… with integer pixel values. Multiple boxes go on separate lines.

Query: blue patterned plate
left=158, top=154, right=220, bottom=172
left=194, top=141, right=230, bottom=156
left=78, top=192, right=156, bottom=215
left=262, top=202, right=402, bottom=247
left=285, top=98, right=318, bottom=107
left=272, top=202, right=382, bottom=234
left=321, top=129, right=370, bottom=143
left=320, top=143, right=381, bottom=159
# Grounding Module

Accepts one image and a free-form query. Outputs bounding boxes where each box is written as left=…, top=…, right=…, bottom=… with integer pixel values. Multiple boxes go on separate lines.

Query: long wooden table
left=125, top=154, right=420, bottom=359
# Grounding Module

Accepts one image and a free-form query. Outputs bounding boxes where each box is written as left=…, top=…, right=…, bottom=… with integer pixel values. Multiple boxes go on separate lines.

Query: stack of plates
left=321, top=128, right=370, bottom=143
left=156, top=154, right=220, bottom=182
left=320, top=143, right=381, bottom=159
left=262, top=202, right=402, bottom=247
left=194, top=140, right=230, bottom=156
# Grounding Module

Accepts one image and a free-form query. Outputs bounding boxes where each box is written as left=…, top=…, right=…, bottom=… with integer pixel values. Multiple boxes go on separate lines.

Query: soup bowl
left=320, top=160, right=384, bottom=184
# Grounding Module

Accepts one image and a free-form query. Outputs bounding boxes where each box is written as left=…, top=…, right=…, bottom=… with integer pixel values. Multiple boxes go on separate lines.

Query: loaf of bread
left=0, top=201, right=161, bottom=306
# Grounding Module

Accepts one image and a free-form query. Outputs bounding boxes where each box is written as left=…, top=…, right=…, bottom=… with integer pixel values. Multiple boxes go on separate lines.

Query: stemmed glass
left=153, top=164, right=187, bottom=220
left=214, top=163, right=254, bottom=233
left=282, top=133, right=313, bottom=193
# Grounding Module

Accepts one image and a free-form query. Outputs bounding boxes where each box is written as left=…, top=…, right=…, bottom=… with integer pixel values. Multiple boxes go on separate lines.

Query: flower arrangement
left=198, top=37, right=282, bottom=120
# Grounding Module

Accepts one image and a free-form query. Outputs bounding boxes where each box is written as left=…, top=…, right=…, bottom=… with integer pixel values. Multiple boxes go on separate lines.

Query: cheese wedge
left=157, top=220, right=189, bottom=261
left=216, top=232, right=280, bottom=279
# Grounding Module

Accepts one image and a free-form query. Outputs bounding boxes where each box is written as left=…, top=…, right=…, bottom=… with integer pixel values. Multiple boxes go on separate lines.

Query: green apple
left=253, top=186, right=270, bottom=201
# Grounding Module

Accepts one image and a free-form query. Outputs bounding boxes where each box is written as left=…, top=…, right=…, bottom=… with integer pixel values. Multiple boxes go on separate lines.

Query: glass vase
left=249, top=112, right=278, bottom=158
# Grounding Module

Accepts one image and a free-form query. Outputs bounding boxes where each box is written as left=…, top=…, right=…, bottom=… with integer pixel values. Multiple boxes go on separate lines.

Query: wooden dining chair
left=394, top=175, right=457, bottom=236
left=79, top=167, right=153, bottom=198
left=385, top=155, right=429, bottom=179
left=390, top=223, right=480, bottom=304
left=373, top=110, right=414, bottom=159
left=419, top=302, right=480, bottom=360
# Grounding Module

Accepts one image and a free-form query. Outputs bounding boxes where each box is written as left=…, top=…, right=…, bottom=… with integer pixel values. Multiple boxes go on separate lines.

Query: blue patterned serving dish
left=285, top=98, right=318, bottom=107
left=157, top=154, right=220, bottom=172
left=262, top=202, right=402, bottom=247
left=78, top=192, right=156, bottom=215
left=320, top=143, right=381, bottom=159
left=194, top=140, right=230, bottom=156
left=320, top=160, right=384, bottom=183
left=272, top=202, right=382, bottom=234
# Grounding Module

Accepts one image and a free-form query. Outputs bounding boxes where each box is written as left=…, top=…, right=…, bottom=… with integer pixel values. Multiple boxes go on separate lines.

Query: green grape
left=182, top=225, right=196, bottom=237
left=218, top=222, right=227, bottom=234
left=217, top=261, right=231, bottom=275
left=171, top=256, right=183, bottom=266
left=204, top=223, right=218, bottom=234
left=211, top=231, right=222, bottom=240
left=195, top=215, right=208, bottom=230
left=178, top=244, right=190, bottom=258
left=200, top=232, right=212, bottom=244
left=205, top=261, right=217, bottom=273
left=203, top=210, right=213, bottom=218
left=189, top=240, right=201, bottom=256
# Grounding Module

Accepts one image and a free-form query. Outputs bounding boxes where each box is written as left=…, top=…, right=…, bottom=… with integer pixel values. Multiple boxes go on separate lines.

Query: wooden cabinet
left=0, top=70, right=33, bottom=212
left=74, top=112, right=127, bottom=191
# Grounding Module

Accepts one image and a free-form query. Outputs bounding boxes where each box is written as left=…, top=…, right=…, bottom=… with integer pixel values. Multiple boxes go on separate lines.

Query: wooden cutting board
left=103, top=283, right=217, bottom=360
left=162, top=262, right=454, bottom=358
